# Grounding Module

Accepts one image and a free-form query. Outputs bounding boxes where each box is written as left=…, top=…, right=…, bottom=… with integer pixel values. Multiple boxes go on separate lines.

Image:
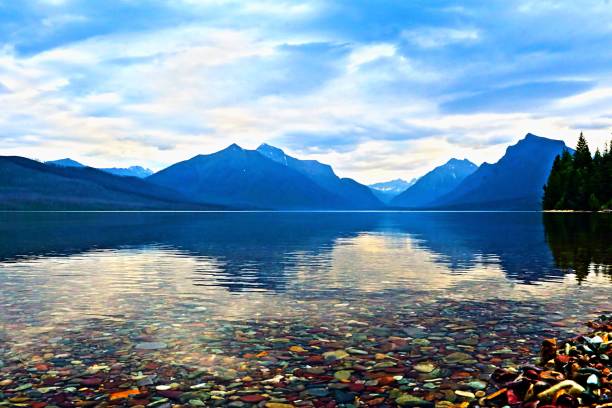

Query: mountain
left=430, top=133, right=572, bottom=210
left=391, top=159, right=477, bottom=208
left=256, top=143, right=382, bottom=209
left=368, top=178, right=416, bottom=203
left=0, top=156, right=216, bottom=210
left=148, top=144, right=347, bottom=209
left=101, top=166, right=153, bottom=178
left=47, top=158, right=153, bottom=178
left=46, top=158, right=85, bottom=168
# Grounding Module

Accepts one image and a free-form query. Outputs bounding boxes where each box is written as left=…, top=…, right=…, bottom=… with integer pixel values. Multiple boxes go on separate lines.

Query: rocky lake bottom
left=0, top=212, right=610, bottom=407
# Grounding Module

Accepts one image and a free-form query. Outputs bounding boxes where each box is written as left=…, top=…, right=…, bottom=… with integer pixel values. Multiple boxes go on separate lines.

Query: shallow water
left=0, top=212, right=610, bottom=406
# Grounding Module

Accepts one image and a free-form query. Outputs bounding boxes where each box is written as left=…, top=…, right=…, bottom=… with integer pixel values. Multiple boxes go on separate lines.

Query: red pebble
left=376, top=376, right=395, bottom=385
left=555, top=355, right=570, bottom=364
left=306, top=355, right=325, bottom=364
left=507, top=389, right=520, bottom=405
left=80, top=378, right=102, bottom=386
left=240, top=395, right=267, bottom=403
left=349, top=383, right=365, bottom=392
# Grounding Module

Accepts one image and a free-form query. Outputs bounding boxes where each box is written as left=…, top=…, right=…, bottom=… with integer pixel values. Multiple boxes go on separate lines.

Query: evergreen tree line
left=543, top=133, right=612, bottom=210
left=543, top=213, right=612, bottom=281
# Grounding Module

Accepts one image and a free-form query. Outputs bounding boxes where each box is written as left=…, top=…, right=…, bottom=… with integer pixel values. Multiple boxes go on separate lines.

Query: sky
left=1, top=0, right=612, bottom=184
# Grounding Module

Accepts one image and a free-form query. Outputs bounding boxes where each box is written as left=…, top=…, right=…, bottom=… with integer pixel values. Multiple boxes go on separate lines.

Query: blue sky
left=1, top=0, right=612, bottom=183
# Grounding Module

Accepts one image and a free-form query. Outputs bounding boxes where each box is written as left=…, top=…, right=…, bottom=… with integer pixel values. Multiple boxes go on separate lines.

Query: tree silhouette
left=543, top=133, right=612, bottom=210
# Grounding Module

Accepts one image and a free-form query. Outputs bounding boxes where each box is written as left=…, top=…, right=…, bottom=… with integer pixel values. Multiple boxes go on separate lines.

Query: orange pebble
left=109, top=389, right=141, bottom=401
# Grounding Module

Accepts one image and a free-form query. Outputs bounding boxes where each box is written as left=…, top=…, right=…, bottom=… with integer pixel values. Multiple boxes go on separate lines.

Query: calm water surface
left=0, top=212, right=610, bottom=404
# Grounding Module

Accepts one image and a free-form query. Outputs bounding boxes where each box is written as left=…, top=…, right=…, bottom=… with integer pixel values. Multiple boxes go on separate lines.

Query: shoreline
left=477, top=314, right=611, bottom=408
left=0, top=306, right=609, bottom=407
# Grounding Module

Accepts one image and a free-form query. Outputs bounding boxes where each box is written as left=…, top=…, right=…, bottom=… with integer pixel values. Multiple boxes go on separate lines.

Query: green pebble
left=334, top=370, right=353, bottom=381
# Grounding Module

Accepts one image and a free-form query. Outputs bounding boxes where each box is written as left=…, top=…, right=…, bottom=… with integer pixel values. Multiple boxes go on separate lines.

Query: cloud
left=279, top=123, right=439, bottom=154
left=1, top=0, right=612, bottom=182
left=347, top=43, right=396, bottom=72
left=401, top=27, right=480, bottom=48
left=441, top=80, right=595, bottom=114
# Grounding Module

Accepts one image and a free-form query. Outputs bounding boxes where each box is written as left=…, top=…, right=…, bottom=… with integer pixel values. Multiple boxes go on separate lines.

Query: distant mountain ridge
left=46, top=158, right=153, bottom=178
left=148, top=144, right=348, bottom=209
left=391, top=158, right=478, bottom=208
left=102, top=166, right=153, bottom=178
left=429, top=133, right=573, bottom=210
left=46, top=158, right=85, bottom=168
left=4, top=134, right=574, bottom=210
left=0, top=156, right=215, bottom=210
left=256, top=143, right=382, bottom=209
left=368, top=178, right=416, bottom=203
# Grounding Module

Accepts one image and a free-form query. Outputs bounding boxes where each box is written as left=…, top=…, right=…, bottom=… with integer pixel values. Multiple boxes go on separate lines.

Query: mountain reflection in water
left=0, top=212, right=609, bottom=293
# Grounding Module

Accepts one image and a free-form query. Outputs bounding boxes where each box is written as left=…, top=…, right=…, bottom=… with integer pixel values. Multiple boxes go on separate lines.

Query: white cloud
left=347, top=43, right=396, bottom=72
left=1, top=1, right=612, bottom=183
left=401, top=27, right=480, bottom=48
left=554, top=87, right=612, bottom=109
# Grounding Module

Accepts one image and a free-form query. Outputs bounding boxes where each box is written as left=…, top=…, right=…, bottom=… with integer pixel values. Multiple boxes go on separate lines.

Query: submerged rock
left=135, top=342, right=168, bottom=350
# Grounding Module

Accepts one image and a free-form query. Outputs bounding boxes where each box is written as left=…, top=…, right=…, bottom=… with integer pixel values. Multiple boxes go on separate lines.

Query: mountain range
left=0, top=156, right=214, bottom=210
left=368, top=178, right=416, bottom=203
left=46, top=158, right=153, bottom=178
left=428, top=134, right=572, bottom=210
left=1, top=133, right=571, bottom=210
left=391, top=159, right=477, bottom=208
left=256, top=143, right=382, bottom=209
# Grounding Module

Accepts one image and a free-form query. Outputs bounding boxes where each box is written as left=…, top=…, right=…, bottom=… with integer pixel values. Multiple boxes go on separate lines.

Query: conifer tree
left=574, top=132, right=592, bottom=169
left=542, top=132, right=611, bottom=211
left=543, top=155, right=561, bottom=210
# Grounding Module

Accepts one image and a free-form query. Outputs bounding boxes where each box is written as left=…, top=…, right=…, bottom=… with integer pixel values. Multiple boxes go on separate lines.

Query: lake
left=0, top=212, right=610, bottom=406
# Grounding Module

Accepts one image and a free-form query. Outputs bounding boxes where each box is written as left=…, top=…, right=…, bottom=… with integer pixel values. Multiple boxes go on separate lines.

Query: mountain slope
left=430, top=133, right=572, bottom=210
left=391, top=159, right=477, bottom=208
left=256, top=143, right=383, bottom=209
left=369, top=178, right=416, bottom=203
left=148, top=144, right=346, bottom=209
left=47, top=158, right=153, bottom=178
left=0, top=156, right=215, bottom=210
left=46, top=158, right=85, bottom=168
left=101, top=166, right=153, bottom=178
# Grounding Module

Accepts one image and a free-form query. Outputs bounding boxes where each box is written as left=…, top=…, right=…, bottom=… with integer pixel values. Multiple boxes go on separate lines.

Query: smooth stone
left=334, top=390, right=356, bottom=403
left=307, top=388, right=330, bottom=397
left=404, top=328, right=427, bottom=338
left=414, top=362, right=436, bottom=373
left=445, top=352, right=471, bottom=363
left=491, top=348, right=514, bottom=355
left=537, top=380, right=585, bottom=400
left=467, top=380, right=487, bottom=390
left=589, top=336, right=603, bottom=346
left=396, top=393, right=434, bottom=407
left=323, top=350, right=349, bottom=360
left=14, top=384, right=33, bottom=391
left=586, top=374, right=599, bottom=386
left=334, top=370, right=353, bottom=381
left=136, top=342, right=168, bottom=350
left=455, top=390, right=475, bottom=399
